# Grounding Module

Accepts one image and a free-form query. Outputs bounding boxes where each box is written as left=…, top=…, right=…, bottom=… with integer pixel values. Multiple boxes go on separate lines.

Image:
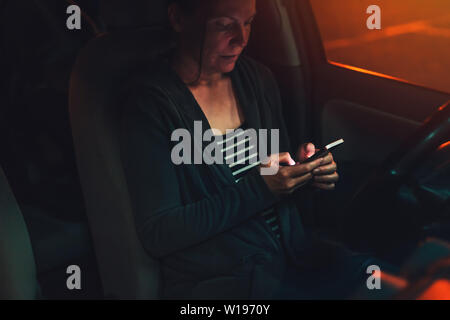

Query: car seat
left=0, top=165, right=40, bottom=299
left=69, top=0, right=171, bottom=299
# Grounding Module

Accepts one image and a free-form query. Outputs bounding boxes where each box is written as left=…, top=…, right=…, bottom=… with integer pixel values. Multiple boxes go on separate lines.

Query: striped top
left=215, top=122, right=281, bottom=240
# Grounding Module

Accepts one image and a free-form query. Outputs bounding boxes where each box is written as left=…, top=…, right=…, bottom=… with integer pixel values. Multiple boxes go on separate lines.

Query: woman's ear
left=168, top=4, right=184, bottom=33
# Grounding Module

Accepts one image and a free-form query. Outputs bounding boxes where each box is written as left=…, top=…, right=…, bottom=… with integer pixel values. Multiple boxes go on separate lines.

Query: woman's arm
left=119, top=87, right=280, bottom=259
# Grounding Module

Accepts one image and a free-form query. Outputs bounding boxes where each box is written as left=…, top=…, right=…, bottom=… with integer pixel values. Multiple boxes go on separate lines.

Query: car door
left=294, top=0, right=449, bottom=166
left=282, top=0, right=450, bottom=227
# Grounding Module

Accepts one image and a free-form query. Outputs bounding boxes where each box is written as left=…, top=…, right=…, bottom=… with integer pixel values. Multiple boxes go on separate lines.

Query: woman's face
left=178, top=0, right=257, bottom=75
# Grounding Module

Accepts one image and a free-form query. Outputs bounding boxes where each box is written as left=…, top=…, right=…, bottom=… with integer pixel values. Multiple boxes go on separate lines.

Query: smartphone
left=302, top=139, right=344, bottom=163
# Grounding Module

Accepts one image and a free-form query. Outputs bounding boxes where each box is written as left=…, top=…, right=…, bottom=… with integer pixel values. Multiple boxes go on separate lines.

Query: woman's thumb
left=278, top=152, right=296, bottom=165
left=299, top=143, right=316, bottom=161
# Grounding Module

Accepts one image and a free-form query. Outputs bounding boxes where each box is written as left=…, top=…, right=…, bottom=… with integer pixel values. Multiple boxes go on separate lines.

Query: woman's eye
left=245, top=19, right=254, bottom=27
left=216, top=22, right=233, bottom=31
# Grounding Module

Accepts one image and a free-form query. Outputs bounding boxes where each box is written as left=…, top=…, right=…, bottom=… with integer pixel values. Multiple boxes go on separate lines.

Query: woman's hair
left=168, top=0, right=205, bottom=14
left=168, top=0, right=210, bottom=85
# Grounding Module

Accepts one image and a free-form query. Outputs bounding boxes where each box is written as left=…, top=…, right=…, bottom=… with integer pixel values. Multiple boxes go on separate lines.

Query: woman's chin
left=219, top=61, right=238, bottom=73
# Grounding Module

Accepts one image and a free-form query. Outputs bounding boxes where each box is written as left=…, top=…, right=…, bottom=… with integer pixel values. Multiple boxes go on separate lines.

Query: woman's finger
left=313, top=172, right=339, bottom=183
left=320, top=152, right=334, bottom=166
left=313, top=161, right=337, bottom=176
left=287, top=157, right=324, bottom=177
left=261, top=152, right=295, bottom=167
left=277, top=152, right=296, bottom=166
left=311, top=182, right=336, bottom=190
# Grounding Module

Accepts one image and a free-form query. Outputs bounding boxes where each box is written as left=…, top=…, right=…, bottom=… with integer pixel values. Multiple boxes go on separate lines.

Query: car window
left=310, top=0, right=450, bottom=93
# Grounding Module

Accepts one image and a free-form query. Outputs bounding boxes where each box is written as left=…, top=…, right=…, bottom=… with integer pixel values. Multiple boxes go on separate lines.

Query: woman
left=119, top=0, right=371, bottom=299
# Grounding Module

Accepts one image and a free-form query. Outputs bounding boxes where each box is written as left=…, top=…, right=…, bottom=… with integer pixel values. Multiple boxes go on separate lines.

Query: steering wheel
left=341, top=101, right=450, bottom=257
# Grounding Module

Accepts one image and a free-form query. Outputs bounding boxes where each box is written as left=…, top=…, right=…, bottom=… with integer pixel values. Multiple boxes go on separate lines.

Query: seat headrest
left=99, top=0, right=169, bottom=30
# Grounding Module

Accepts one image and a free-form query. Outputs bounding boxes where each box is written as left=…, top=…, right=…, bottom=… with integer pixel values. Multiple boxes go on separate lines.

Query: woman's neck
left=171, top=50, right=224, bottom=87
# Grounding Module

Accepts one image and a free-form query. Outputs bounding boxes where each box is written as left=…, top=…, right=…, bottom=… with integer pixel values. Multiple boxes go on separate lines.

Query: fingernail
left=313, top=168, right=320, bottom=174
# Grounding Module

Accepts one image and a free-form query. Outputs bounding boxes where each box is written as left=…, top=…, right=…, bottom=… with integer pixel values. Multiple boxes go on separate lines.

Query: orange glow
left=328, top=60, right=419, bottom=86
left=438, top=141, right=450, bottom=150
left=324, top=19, right=450, bottom=50
left=310, top=0, right=450, bottom=93
left=418, top=279, right=450, bottom=300
left=438, top=103, right=449, bottom=111
left=376, top=271, right=409, bottom=290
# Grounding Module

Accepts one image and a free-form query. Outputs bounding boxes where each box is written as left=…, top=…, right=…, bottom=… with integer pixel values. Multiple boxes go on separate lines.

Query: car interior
left=1, top=0, right=449, bottom=300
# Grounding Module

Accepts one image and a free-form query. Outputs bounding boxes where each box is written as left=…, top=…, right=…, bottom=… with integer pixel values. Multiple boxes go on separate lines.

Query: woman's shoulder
left=235, top=55, right=277, bottom=86
left=119, top=53, right=184, bottom=116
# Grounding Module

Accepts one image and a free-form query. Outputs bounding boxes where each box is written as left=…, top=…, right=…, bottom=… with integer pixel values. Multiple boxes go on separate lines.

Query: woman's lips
left=221, top=55, right=239, bottom=61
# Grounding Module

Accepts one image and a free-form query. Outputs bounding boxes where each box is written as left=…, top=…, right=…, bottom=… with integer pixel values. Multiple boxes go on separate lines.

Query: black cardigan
left=119, top=55, right=313, bottom=299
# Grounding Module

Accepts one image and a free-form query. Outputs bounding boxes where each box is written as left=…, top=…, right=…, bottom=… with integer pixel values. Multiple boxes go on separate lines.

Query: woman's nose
left=231, top=24, right=249, bottom=48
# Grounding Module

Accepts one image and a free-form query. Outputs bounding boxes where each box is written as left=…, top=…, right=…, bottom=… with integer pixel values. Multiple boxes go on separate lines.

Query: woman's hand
left=296, top=143, right=339, bottom=191
left=259, top=152, right=325, bottom=196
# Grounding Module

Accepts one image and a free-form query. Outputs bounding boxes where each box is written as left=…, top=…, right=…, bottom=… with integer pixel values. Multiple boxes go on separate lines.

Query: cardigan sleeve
left=119, top=86, right=281, bottom=259
left=254, top=60, right=315, bottom=205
